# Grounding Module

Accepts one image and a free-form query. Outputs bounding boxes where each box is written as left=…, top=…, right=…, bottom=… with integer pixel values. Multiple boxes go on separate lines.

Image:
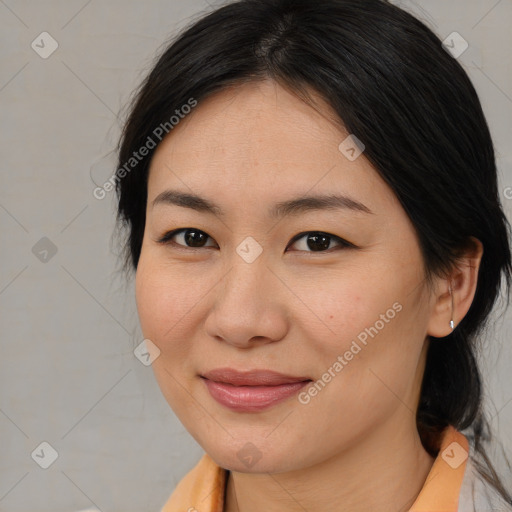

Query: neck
left=224, top=418, right=435, bottom=512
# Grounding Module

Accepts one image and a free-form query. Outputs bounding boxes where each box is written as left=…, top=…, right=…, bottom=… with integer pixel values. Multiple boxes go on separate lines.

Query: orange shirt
left=160, top=425, right=512, bottom=512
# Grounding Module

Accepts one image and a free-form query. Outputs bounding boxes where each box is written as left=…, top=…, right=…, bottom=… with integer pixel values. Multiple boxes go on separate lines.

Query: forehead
left=146, top=80, right=398, bottom=215
left=152, top=80, right=343, bottom=165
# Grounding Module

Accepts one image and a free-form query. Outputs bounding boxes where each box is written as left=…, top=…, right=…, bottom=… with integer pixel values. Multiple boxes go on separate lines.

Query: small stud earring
left=449, top=283, right=455, bottom=330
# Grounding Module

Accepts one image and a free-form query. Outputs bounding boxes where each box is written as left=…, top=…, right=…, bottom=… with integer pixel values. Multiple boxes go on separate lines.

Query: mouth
left=200, top=368, right=312, bottom=412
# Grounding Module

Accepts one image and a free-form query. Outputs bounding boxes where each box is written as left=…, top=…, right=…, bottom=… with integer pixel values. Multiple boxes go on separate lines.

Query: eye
left=157, top=228, right=355, bottom=253
left=286, top=231, right=355, bottom=253
left=156, top=228, right=217, bottom=249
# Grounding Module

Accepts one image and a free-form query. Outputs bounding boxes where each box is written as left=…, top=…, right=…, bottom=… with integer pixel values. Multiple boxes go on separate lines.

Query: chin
left=202, top=438, right=307, bottom=474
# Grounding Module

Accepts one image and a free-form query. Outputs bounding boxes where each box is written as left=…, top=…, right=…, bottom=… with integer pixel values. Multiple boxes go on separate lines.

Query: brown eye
left=157, top=228, right=217, bottom=248
left=287, top=231, right=354, bottom=252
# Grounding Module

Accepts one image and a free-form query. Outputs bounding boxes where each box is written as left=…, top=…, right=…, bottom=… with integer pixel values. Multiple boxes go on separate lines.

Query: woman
left=114, top=0, right=512, bottom=510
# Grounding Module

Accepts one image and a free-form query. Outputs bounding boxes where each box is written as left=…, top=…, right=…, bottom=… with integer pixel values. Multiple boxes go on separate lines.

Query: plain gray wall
left=1, top=1, right=511, bottom=511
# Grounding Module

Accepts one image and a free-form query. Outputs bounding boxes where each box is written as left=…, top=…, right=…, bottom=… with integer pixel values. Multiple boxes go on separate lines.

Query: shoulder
left=458, top=450, right=512, bottom=512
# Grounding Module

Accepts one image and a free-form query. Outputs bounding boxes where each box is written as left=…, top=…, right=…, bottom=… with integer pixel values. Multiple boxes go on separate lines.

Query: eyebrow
left=151, top=189, right=373, bottom=218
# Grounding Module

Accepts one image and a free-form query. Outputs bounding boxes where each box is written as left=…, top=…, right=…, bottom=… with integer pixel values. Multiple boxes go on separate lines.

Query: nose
left=204, top=254, right=289, bottom=349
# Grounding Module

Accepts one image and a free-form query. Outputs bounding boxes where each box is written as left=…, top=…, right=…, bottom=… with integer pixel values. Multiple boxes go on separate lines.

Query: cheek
left=298, top=261, right=423, bottom=391
left=135, top=255, right=200, bottom=357
left=294, top=269, right=397, bottom=357
left=135, top=256, right=205, bottom=417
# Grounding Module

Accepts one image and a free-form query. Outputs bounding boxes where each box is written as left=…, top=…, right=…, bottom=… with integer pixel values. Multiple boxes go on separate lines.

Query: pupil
left=308, top=232, right=330, bottom=251
left=185, top=229, right=207, bottom=247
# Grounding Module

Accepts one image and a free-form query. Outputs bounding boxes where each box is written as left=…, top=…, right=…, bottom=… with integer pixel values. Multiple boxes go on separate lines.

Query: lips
left=200, top=367, right=311, bottom=386
left=200, top=368, right=312, bottom=412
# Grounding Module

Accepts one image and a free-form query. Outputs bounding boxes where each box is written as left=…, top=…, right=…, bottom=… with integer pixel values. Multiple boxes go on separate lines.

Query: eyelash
left=155, top=228, right=356, bottom=253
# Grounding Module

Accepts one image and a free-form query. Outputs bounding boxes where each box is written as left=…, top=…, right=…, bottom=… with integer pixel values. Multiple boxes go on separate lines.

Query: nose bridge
left=219, top=231, right=270, bottom=296
left=221, top=246, right=270, bottom=313
left=205, top=244, right=287, bottom=346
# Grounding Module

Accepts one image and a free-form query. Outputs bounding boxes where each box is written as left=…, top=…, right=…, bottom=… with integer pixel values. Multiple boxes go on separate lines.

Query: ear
left=427, top=237, right=484, bottom=338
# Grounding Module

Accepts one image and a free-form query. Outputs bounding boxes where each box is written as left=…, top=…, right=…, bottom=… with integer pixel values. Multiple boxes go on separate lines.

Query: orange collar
left=162, top=425, right=469, bottom=512
left=409, top=424, right=469, bottom=512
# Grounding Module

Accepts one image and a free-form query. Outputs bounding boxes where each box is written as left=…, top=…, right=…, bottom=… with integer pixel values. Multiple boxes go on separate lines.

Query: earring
left=449, top=283, right=455, bottom=330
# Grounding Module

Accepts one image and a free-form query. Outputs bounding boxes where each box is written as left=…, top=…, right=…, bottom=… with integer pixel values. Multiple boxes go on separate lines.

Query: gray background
left=0, top=1, right=511, bottom=511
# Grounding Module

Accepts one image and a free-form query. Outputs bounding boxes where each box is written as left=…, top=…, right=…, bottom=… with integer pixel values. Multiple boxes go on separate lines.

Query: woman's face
left=135, top=80, right=437, bottom=473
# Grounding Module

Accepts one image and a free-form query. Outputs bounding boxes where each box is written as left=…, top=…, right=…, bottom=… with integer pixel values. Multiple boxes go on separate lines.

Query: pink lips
left=200, top=368, right=312, bottom=412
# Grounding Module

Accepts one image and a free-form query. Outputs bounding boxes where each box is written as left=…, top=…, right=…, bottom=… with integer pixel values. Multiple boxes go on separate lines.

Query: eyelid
left=287, top=231, right=355, bottom=251
left=156, top=228, right=356, bottom=252
left=156, top=228, right=218, bottom=248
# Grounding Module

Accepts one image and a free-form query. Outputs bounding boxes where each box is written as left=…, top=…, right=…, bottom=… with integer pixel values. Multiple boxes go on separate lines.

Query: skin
left=135, top=79, right=483, bottom=512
